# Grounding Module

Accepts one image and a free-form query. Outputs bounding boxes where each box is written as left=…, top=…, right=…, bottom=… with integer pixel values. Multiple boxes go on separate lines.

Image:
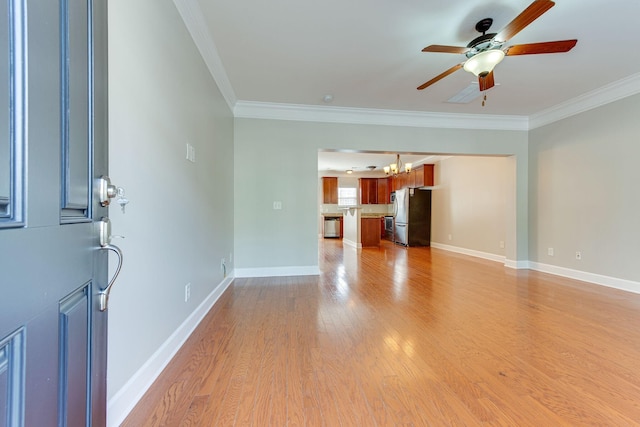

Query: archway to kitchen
left=317, top=150, right=516, bottom=266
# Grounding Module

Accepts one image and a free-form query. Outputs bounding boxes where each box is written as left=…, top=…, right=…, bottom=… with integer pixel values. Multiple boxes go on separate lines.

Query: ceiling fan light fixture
left=463, top=49, right=505, bottom=76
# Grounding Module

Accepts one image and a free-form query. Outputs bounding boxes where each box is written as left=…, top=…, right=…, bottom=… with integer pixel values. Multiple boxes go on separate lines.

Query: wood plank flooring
left=121, top=239, right=640, bottom=426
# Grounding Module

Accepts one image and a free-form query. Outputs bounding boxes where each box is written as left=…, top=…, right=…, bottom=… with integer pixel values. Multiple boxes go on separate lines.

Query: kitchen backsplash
left=320, top=204, right=393, bottom=214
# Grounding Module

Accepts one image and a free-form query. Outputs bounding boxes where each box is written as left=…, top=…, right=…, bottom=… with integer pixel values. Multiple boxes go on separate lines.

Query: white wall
left=107, top=0, right=234, bottom=424
left=234, top=119, right=529, bottom=275
left=529, top=93, right=640, bottom=288
left=431, top=156, right=510, bottom=259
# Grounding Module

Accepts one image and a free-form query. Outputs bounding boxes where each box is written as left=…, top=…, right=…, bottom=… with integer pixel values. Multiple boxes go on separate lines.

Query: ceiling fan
left=417, top=0, right=577, bottom=93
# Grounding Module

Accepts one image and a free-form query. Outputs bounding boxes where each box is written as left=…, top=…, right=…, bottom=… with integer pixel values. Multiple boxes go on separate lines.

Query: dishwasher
left=323, top=217, right=340, bottom=238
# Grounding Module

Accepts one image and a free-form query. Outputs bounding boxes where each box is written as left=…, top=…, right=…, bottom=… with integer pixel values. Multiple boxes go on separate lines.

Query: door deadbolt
left=98, top=175, right=118, bottom=207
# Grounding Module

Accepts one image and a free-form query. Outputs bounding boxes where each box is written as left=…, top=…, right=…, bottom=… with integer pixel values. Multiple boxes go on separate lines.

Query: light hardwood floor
left=122, top=239, right=640, bottom=426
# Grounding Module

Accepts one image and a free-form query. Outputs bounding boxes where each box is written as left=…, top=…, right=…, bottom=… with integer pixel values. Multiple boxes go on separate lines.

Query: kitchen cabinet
left=361, top=177, right=393, bottom=204
left=394, top=173, right=407, bottom=191
left=413, top=164, right=434, bottom=187
left=322, top=177, right=338, bottom=204
left=388, top=165, right=435, bottom=191
left=361, top=217, right=381, bottom=247
left=377, top=177, right=391, bottom=204
left=359, top=178, right=378, bottom=204
left=407, top=169, right=416, bottom=189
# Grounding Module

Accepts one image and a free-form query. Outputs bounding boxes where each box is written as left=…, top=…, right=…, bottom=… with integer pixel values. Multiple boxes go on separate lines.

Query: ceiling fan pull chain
left=482, top=93, right=487, bottom=107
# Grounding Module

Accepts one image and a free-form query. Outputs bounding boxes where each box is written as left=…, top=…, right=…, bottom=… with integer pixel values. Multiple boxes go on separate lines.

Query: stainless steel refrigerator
left=393, top=188, right=431, bottom=246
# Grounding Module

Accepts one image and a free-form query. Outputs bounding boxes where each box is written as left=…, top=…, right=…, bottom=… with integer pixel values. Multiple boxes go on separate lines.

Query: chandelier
left=384, top=154, right=412, bottom=176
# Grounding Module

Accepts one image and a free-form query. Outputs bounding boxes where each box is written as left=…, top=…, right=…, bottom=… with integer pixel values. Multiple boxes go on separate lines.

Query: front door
left=1, top=0, right=109, bottom=425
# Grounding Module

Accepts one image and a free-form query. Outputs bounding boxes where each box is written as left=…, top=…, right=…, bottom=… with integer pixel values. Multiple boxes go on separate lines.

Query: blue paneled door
left=0, top=0, right=109, bottom=425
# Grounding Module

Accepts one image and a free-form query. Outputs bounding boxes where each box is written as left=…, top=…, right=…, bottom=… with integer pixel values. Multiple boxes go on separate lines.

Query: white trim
left=504, top=259, right=531, bottom=270
left=342, top=239, right=362, bottom=249
left=234, top=265, right=320, bottom=278
left=234, top=101, right=529, bottom=131
left=173, top=2, right=640, bottom=132
left=106, top=275, right=234, bottom=427
left=529, top=72, right=640, bottom=129
left=529, top=262, right=640, bottom=295
left=172, top=0, right=237, bottom=110
left=430, top=242, right=506, bottom=264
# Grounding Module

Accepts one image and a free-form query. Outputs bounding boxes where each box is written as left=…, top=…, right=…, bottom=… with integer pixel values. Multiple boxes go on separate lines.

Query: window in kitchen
left=338, top=187, right=357, bottom=206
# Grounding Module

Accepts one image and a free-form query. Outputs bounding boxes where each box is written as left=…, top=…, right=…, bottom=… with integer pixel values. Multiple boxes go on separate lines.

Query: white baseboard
left=342, top=239, right=362, bottom=249
left=430, top=242, right=506, bottom=264
left=106, top=274, right=234, bottom=427
left=529, top=261, right=640, bottom=295
left=234, top=265, right=320, bottom=278
left=504, top=259, right=531, bottom=269
left=430, top=242, right=640, bottom=294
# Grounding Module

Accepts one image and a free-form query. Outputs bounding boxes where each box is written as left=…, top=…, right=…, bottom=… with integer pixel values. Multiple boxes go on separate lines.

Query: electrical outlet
left=499, top=241, right=505, bottom=249
left=575, top=251, right=582, bottom=260
left=185, top=283, right=191, bottom=302
left=448, top=234, right=452, bottom=241
left=548, top=247, right=554, bottom=256
left=229, top=252, right=233, bottom=263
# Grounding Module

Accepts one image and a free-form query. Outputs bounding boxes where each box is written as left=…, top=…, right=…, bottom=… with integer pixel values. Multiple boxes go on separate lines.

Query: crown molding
left=529, top=72, right=640, bottom=129
left=234, top=101, right=529, bottom=131
left=172, top=0, right=236, bottom=110
left=174, top=0, right=638, bottom=132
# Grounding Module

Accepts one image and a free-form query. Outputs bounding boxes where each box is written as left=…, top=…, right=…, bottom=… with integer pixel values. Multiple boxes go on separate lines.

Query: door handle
left=98, top=217, right=123, bottom=312
left=98, top=244, right=123, bottom=312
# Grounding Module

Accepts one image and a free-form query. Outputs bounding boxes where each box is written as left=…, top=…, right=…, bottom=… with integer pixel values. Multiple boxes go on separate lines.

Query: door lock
left=98, top=175, right=118, bottom=207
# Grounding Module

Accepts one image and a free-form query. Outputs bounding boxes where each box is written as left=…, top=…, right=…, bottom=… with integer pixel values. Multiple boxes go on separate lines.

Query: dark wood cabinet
left=388, top=165, right=435, bottom=192
left=422, top=164, right=434, bottom=187
left=377, top=177, right=390, bottom=204
left=413, top=164, right=434, bottom=188
left=359, top=178, right=378, bottom=204
left=407, top=169, right=416, bottom=189
left=322, top=177, right=338, bottom=204
left=361, top=217, right=381, bottom=247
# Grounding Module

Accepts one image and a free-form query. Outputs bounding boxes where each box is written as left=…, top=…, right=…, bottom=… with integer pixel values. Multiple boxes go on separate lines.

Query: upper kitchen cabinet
left=377, top=177, right=391, bottom=204
left=413, top=164, right=434, bottom=188
left=390, top=165, right=434, bottom=191
left=359, top=178, right=378, bottom=204
left=322, top=177, right=338, bottom=204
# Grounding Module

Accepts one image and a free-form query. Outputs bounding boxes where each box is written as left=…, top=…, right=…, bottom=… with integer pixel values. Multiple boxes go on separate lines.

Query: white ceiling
left=185, top=0, right=640, bottom=172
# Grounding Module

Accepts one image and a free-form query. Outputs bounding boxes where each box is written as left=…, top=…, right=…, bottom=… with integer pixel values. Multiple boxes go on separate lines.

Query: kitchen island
left=342, top=209, right=386, bottom=248
left=361, top=216, right=382, bottom=247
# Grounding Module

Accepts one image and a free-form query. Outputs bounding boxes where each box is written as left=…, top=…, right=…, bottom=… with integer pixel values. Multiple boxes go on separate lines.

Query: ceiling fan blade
left=478, top=71, right=495, bottom=91
left=417, top=63, right=464, bottom=90
left=422, top=45, right=470, bottom=54
left=495, top=0, right=555, bottom=42
left=505, top=39, right=577, bottom=55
